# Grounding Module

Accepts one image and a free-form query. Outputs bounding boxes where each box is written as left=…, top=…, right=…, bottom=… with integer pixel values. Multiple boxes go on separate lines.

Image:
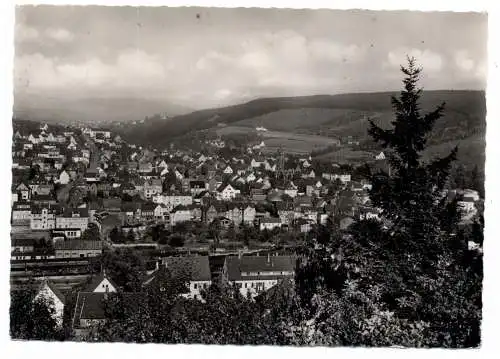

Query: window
left=194, top=283, right=198, bottom=289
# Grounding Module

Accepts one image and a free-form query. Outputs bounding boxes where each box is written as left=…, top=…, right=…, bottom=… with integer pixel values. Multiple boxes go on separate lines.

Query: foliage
left=10, top=289, right=63, bottom=341
left=100, top=248, right=147, bottom=292
left=81, top=223, right=101, bottom=241
left=294, top=58, right=482, bottom=347
left=109, top=226, right=126, bottom=243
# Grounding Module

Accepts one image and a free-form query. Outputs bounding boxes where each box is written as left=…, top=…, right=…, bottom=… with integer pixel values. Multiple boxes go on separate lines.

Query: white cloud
left=45, top=28, right=74, bottom=42
left=15, top=24, right=39, bottom=42
left=214, top=89, right=232, bottom=100
left=15, top=50, right=166, bottom=93
left=309, top=40, right=364, bottom=63
left=455, top=50, right=475, bottom=72
left=386, top=47, right=443, bottom=72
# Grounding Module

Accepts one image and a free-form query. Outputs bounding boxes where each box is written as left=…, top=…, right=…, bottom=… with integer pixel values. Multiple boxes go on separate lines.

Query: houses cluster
left=33, top=253, right=295, bottom=339
left=11, top=120, right=484, bottom=340
left=11, top=121, right=394, bottom=256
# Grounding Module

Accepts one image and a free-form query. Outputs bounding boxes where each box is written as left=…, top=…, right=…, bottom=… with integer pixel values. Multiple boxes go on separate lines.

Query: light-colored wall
left=35, top=284, right=64, bottom=327
left=92, top=278, right=117, bottom=293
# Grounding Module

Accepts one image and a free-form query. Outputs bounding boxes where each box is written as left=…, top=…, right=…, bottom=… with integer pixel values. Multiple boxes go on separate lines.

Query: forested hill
left=113, top=90, right=486, bottom=150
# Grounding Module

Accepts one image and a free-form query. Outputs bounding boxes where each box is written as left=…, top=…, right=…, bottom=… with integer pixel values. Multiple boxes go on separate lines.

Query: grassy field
left=316, top=148, right=375, bottom=164
left=216, top=125, right=338, bottom=154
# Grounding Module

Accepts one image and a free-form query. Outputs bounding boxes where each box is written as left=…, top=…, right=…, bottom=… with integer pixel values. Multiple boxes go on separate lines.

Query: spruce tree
left=367, top=57, right=458, bottom=262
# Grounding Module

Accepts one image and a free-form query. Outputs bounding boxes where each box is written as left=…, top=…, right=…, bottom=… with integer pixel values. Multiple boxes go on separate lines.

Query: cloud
left=15, top=50, right=166, bottom=94
left=455, top=50, right=475, bottom=72
left=15, top=24, right=39, bottom=42
left=385, top=47, right=443, bottom=72
left=45, top=28, right=74, bottom=42
left=15, top=24, right=74, bottom=43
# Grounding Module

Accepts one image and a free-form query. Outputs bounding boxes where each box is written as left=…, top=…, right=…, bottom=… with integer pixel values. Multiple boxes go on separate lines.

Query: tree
left=100, top=248, right=147, bottom=292
left=294, top=58, right=482, bottom=348
left=82, top=223, right=101, bottom=241
left=470, top=165, right=484, bottom=198
left=10, top=289, right=63, bottom=340
left=109, top=226, right=125, bottom=243
left=354, top=57, right=479, bottom=346
left=168, top=235, right=185, bottom=248
left=126, top=229, right=135, bottom=243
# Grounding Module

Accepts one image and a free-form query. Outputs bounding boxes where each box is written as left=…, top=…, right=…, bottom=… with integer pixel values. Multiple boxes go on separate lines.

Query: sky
left=14, top=6, right=488, bottom=110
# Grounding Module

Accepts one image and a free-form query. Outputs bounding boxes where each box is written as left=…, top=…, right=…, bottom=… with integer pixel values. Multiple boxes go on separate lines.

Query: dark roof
left=225, top=255, right=296, bottom=281
left=60, top=207, right=89, bottom=218
left=260, top=217, right=281, bottom=224
left=72, top=292, right=107, bottom=327
left=11, top=236, right=35, bottom=248
left=141, top=201, right=157, bottom=211
left=54, top=240, right=103, bottom=251
left=162, top=256, right=211, bottom=282
left=12, top=231, right=51, bottom=244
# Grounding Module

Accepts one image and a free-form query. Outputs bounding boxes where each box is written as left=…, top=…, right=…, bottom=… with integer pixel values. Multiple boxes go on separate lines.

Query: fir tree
left=367, top=57, right=458, bottom=260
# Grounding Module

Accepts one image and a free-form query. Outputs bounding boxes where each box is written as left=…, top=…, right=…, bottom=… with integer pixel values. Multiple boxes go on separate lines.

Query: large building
left=143, top=256, right=212, bottom=301
left=55, top=208, right=90, bottom=231
left=222, top=255, right=296, bottom=298
left=54, top=240, right=103, bottom=258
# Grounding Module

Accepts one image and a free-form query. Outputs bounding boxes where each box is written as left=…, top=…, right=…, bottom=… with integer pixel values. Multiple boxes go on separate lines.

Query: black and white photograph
left=8, top=3, right=487, bottom=348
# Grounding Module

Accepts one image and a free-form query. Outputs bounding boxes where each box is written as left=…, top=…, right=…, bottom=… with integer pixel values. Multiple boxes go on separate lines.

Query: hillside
left=115, top=90, right=486, bottom=150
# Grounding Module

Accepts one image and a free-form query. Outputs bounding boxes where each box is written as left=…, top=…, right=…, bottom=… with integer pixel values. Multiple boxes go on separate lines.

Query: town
left=10, top=113, right=483, bottom=341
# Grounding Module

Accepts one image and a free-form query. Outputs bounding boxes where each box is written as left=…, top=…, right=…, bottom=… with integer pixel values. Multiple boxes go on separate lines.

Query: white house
left=245, top=173, right=257, bottom=183
left=30, top=206, right=57, bottom=230
left=58, top=170, right=71, bottom=185
left=143, top=257, right=212, bottom=302
left=223, top=255, right=296, bottom=298
left=223, top=165, right=234, bottom=175
left=216, top=184, right=241, bottom=201
left=170, top=206, right=193, bottom=226
left=152, top=194, right=193, bottom=212
left=259, top=217, right=282, bottom=231
left=35, top=280, right=65, bottom=327
left=55, top=208, right=89, bottom=232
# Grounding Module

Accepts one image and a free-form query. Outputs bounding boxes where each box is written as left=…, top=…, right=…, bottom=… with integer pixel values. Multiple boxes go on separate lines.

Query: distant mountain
left=13, top=94, right=193, bottom=127
left=115, top=90, right=486, bottom=149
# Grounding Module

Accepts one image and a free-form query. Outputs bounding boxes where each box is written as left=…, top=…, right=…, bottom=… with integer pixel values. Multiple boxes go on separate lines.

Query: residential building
left=35, top=280, right=65, bottom=327
left=30, top=205, right=57, bottom=230
left=259, top=217, right=282, bottom=231
left=54, top=240, right=102, bottom=258
left=55, top=208, right=89, bottom=231
left=223, top=255, right=296, bottom=298
left=149, top=256, right=212, bottom=301
left=216, top=183, right=241, bottom=201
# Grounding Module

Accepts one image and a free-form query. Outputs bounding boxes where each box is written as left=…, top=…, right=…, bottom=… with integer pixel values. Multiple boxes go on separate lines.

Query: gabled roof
left=83, top=271, right=120, bottom=293
left=162, top=256, right=211, bottom=282
left=225, top=255, right=296, bottom=281
left=37, top=279, right=66, bottom=305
